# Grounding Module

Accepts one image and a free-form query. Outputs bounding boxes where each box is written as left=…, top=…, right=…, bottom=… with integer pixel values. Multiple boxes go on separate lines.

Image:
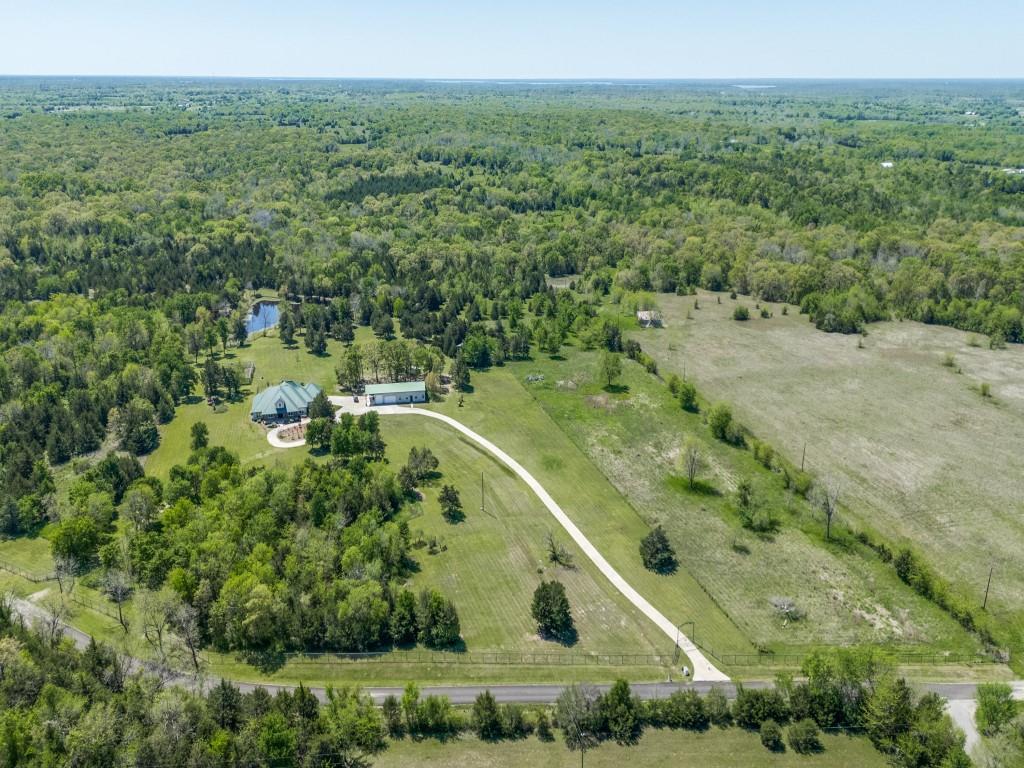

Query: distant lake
left=245, top=300, right=280, bottom=335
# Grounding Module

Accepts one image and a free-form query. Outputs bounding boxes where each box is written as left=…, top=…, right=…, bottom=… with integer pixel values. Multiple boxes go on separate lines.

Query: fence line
left=60, top=590, right=997, bottom=671
left=0, top=557, right=54, bottom=583
left=690, top=640, right=994, bottom=668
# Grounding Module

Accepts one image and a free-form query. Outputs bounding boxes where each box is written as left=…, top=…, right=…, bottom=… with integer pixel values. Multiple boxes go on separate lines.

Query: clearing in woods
left=498, top=351, right=980, bottom=656
left=636, top=290, right=1024, bottom=652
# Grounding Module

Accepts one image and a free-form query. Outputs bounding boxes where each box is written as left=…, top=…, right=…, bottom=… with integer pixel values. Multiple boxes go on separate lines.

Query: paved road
left=10, top=589, right=1022, bottom=749
left=326, top=398, right=727, bottom=682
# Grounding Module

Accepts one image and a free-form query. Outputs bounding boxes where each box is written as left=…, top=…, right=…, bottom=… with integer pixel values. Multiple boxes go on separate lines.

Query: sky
left=2, top=0, right=1022, bottom=80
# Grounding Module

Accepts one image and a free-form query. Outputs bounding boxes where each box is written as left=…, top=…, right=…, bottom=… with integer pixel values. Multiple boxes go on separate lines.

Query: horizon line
left=1, top=74, right=1024, bottom=82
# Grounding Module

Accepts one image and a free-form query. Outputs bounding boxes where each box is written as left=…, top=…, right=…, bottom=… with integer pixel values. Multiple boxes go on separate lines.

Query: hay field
left=636, top=291, right=1024, bottom=647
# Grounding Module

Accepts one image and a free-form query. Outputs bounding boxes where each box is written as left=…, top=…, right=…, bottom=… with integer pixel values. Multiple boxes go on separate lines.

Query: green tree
left=977, top=682, right=1017, bottom=736
left=600, top=679, right=641, bottom=744
left=438, top=484, right=463, bottom=523
left=190, top=421, right=209, bottom=451
left=472, top=690, right=503, bottom=740
left=678, top=379, right=698, bottom=412
left=639, top=526, right=676, bottom=573
left=450, top=355, right=471, bottom=392
left=307, top=390, right=334, bottom=419
left=531, top=580, right=574, bottom=641
left=598, top=350, right=622, bottom=389
left=863, top=675, right=915, bottom=754
left=556, top=684, right=600, bottom=763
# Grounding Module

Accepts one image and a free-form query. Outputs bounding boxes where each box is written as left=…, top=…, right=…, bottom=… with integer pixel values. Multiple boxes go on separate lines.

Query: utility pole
left=983, top=567, right=994, bottom=610
left=480, top=471, right=484, bottom=513
left=800, top=442, right=806, bottom=472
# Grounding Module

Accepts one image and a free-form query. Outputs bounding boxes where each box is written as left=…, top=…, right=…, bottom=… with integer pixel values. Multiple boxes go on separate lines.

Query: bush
left=732, top=686, right=789, bottom=730
left=662, top=690, right=708, bottom=730
left=706, top=687, right=732, bottom=726
left=976, top=682, right=1017, bottom=736
left=472, top=691, right=503, bottom=740
left=733, top=305, right=750, bottom=321
left=678, top=379, right=698, bottom=412
left=707, top=403, right=733, bottom=441
left=760, top=719, right=784, bottom=751
left=501, top=704, right=530, bottom=739
left=788, top=718, right=822, bottom=754
left=535, top=710, right=554, bottom=741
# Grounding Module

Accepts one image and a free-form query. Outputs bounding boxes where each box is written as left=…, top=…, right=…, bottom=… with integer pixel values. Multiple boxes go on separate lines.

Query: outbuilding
left=364, top=381, right=427, bottom=406
left=250, top=380, right=322, bottom=424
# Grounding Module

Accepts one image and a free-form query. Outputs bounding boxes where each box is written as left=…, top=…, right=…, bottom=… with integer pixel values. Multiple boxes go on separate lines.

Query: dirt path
left=325, top=398, right=728, bottom=682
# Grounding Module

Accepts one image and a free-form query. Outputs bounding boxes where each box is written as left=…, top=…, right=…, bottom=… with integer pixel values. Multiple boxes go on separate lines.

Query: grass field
left=383, top=417, right=673, bottom=660
left=493, top=348, right=980, bottom=655
left=421, top=367, right=755, bottom=659
left=143, top=330, right=343, bottom=479
left=635, top=291, right=1024, bottom=652
left=377, top=729, right=886, bottom=768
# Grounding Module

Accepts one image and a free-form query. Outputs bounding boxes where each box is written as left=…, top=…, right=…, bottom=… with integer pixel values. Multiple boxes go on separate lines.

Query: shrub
left=760, top=719, right=784, bottom=751
left=788, top=718, right=821, bottom=753
left=733, top=305, right=750, bottom=321
left=976, top=682, right=1017, bottom=736
left=760, top=307, right=770, bottom=319
left=535, top=710, right=554, bottom=741
left=382, top=695, right=403, bottom=737
left=501, top=704, right=530, bottom=739
left=706, top=687, right=732, bottom=726
left=678, top=379, right=698, bottom=412
left=472, top=691, right=503, bottom=740
left=732, top=686, right=790, bottom=730
left=662, top=690, right=708, bottom=730
left=707, top=403, right=733, bottom=441
left=666, top=373, right=682, bottom=396
left=981, top=382, right=992, bottom=397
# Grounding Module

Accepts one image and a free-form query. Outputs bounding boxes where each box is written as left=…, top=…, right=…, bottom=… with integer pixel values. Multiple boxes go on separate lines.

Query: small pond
left=245, top=301, right=280, bottom=335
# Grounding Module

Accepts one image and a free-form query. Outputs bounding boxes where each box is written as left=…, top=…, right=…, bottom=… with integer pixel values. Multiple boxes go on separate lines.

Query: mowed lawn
left=383, top=417, right=671, bottom=661
left=143, top=331, right=343, bottom=479
left=638, top=291, right=1024, bottom=648
left=377, top=729, right=885, bottom=768
left=506, top=350, right=980, bottom=654
left=422, top=367, right=754, bottom=657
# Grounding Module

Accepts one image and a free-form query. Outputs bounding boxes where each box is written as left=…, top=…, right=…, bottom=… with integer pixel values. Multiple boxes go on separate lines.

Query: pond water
left=245, top=301, right=280, bottom=335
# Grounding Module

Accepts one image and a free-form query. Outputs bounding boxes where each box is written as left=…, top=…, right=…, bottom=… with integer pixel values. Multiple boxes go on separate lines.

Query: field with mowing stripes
left=382, top=417, right=672, bottom=660
left=378, top=729, right=886, bottom=768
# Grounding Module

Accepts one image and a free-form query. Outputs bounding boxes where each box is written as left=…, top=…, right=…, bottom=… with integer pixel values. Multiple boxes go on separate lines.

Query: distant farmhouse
left=251, top=380, right=322, bottom=424
left=364, top=381, right=427, bottom=406
left=636, top=309, right=662, bottom=328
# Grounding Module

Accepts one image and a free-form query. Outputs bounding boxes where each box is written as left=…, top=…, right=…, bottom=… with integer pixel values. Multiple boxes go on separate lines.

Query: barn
left=364, top=381, right=427, bottom=406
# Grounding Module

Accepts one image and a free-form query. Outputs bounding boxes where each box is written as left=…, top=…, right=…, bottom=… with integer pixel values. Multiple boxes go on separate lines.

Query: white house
left=880, top=161, right=894, bottom=169
left=364, top=381, right=427, bottom=406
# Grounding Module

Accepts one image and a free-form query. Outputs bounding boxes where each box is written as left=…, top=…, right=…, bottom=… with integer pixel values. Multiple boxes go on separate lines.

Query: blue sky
left=2, top=0, right=1021, bottom=79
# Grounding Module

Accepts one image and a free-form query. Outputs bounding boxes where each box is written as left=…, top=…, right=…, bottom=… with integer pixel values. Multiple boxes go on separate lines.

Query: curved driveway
left=326, top=398, right=728, bottom=682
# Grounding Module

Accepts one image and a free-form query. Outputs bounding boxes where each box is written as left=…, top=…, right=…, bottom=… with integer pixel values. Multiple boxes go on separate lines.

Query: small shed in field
left=636, top=310, right=662, bottom=328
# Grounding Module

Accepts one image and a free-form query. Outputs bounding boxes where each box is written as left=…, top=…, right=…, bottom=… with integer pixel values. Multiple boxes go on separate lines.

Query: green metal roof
left=251, top=380, right=321, bottom=416
left=364, top=381, right=426, bottom=396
